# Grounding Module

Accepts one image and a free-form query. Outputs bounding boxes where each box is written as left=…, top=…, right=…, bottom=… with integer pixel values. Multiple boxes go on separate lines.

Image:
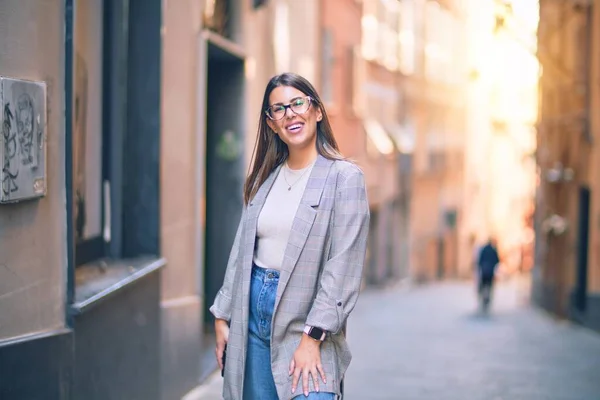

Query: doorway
left=202, top=42, right=246, bottom=323
left=575, top=186, right=590, bottom=312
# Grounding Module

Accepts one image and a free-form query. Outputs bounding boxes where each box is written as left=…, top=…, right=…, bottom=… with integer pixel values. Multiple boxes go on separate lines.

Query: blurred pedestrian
left=210, top=72, right=370, bottom=400
left=477, top=237, right=500, bottom=310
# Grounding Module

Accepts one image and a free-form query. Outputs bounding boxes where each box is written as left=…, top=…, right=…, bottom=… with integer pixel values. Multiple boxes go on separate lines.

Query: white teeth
left=288, top=124, right=302, bottom=131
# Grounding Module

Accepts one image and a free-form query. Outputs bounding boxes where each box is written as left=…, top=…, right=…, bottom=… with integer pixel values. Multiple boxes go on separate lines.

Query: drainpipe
left=65, top=0, right=75, bottom=325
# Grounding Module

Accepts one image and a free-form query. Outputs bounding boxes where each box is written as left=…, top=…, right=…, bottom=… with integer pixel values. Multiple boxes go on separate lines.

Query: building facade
left=356, top=0, right=412, bottom=285
left=396, top=0, right=469, bottom=282
left=0, top=0, right=314, bottom=398
left=535, top=0, right=600, bottom=332
left=1, top=0, right=166, bottom=398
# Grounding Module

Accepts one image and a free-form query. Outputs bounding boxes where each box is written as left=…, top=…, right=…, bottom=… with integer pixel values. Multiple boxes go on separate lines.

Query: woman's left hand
left=289, top=334, right=327, bottom=396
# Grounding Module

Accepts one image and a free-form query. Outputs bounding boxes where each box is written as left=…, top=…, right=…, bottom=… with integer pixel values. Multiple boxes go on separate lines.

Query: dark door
left=575, top=186, right=590, bottom=312
left=203, top=41, right=246, bottom=324
left=437, top=236, right=445, bottom=280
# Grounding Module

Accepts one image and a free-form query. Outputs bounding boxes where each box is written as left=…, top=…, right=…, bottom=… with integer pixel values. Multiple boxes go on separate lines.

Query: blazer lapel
left=241, top=164, right=282, bottom=332
left=274, top=155, right=334, bottom=311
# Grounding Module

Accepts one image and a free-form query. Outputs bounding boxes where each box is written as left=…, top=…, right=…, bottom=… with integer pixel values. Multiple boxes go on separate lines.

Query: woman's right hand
left=215, top=318, right=230, bottom=370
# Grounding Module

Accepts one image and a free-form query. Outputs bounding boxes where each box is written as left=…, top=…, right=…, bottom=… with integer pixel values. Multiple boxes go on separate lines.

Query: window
left=361, top=0, right=379, bottom=60
left=424, top=2, right=458, bottom=83
left=398, top=0, right=416, bottom=75
left=426, top=107, right=446, bottom=171
left=384, top=19, right=399, bottom=70
left=69, top=0, right=162, bottom=279
left=347, top=45, right=366, bottom=117
left=321, top=29, right=335, bottom=105
left=203, top=0, right=232, bottom=39
left=384, top=1, right=399, bottom=71
left=73, top=0, right=106, bottom=266
left=428, top=151, right=446, bottom=171
left=440, top=11, right=454, bottom=84
left=424, top=1, right=441, bottom=81
left=361, top=0, right=400, bottom=70
left=347, top=45, right=355, bottom=111
left=376, top=0, right=387, bottom=64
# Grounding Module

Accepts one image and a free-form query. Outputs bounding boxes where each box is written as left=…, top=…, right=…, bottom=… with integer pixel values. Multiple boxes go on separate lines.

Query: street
left=185, top=277, right=600, bottom=400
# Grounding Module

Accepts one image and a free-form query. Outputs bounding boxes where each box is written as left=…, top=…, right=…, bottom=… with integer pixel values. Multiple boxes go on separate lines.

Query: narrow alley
left=5, top=2, right=600, bottom=399
left=344, top=278, right=600, bottom=400
left=189, top=277, right=600, bottom=400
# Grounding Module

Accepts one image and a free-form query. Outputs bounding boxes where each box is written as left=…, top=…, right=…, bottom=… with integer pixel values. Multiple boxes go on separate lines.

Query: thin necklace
left=283, top=162, right=312, bottom=191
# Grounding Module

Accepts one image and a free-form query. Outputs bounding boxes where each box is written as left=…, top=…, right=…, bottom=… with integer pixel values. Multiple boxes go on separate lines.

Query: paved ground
left=184, top=276, right=600, bottom=400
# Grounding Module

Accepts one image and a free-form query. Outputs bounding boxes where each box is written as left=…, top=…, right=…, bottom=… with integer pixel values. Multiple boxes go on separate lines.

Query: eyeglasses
left=265, top=96, right=312, bottom=121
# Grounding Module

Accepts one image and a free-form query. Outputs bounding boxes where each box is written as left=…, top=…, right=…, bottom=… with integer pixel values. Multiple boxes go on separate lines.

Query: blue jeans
left=243, top=265, right=336, bottom=400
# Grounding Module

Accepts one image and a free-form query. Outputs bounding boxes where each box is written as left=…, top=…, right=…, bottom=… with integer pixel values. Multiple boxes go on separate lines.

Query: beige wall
left=0, top=0, right=67, bottom=341
left=160, top=1, right=206, bottom=395
left=160, top=0, right=203, bottom=302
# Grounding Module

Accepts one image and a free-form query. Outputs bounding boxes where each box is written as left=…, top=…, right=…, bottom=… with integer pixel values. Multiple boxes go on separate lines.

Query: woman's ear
left=266, top=118, right=277, bottom=134
left=316, top=108, right=323, bottom=122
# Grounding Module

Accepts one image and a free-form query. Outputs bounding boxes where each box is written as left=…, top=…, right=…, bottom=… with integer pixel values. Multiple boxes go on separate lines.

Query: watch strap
left=304, top=325, right=326, bottom=341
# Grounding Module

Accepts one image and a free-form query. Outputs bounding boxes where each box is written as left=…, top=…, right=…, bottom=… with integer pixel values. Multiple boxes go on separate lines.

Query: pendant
left=288, top=186, right=291, bottom=191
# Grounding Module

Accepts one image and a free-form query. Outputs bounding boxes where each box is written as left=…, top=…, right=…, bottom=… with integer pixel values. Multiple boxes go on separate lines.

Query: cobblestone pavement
left=184, top=277, right=600, bottom=400
left=344, top=277, right=600, bottom=400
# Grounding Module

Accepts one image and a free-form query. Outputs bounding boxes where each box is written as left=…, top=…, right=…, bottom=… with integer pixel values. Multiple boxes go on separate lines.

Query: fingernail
left=304, top=392, right=308, bottom=397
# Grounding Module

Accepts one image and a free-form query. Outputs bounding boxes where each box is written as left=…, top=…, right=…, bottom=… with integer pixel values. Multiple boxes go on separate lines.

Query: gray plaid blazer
left=210, top=155, right=370, bottom=400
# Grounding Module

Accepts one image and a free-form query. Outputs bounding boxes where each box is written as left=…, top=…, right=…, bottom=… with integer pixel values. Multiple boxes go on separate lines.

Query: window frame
left=72, top=0, right=129, bottom=267
left=72, top=0, right=109, bottom=267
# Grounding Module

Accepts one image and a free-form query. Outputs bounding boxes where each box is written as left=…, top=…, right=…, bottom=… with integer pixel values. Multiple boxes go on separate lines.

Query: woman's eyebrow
left=270, top=97, right=301, bottom=106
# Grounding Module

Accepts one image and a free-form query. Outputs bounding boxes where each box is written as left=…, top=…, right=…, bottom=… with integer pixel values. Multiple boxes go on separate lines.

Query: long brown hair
left=243, top=73, right=343, bottom=205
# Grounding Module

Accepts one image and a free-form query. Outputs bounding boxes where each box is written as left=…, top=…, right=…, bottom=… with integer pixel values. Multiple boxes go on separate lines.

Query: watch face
left=309, top=327, right=324, bottom=340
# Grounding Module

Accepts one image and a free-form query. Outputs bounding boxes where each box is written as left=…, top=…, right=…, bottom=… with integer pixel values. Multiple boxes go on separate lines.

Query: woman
left=210, top=72, right=369, bottom=400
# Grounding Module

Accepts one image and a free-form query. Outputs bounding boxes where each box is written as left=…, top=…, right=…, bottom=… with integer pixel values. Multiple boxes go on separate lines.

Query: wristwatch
left=304, top=325, right=326, bottom=341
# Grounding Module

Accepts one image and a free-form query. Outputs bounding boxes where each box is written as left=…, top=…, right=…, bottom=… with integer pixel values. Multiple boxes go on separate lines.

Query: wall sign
left=0, top=77, right=47, bottom=203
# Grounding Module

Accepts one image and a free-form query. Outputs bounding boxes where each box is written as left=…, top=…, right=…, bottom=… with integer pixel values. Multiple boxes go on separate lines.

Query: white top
left=253, top=161, right=315, bottom=270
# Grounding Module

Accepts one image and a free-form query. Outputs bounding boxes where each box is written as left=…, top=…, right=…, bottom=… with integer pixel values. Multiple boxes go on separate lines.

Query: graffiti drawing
left=16, top=93, right=36, bottom=166
left=2, top=102, right=19, bottom=196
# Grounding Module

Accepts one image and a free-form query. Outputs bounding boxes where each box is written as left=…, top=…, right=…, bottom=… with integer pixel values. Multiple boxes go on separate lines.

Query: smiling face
left=265, top=85, right=322, bottom=153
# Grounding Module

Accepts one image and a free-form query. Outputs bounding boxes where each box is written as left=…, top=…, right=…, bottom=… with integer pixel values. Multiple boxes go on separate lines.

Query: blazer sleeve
left=305, top=166, right=370, bottom=335
left=209, top=207, right=246, bottom=322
